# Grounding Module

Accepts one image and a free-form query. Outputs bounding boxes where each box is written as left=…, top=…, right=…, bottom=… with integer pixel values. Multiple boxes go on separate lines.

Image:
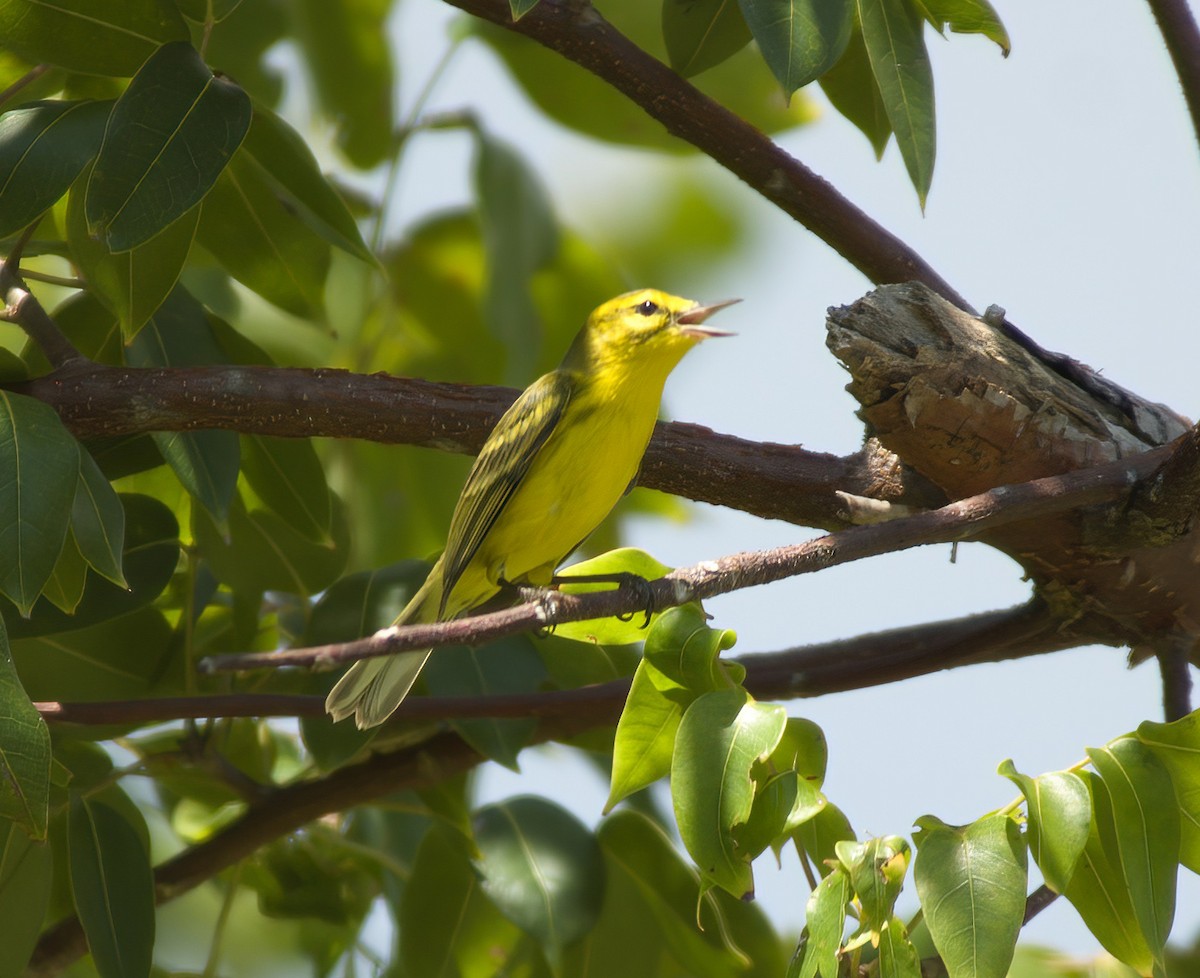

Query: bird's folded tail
left=324, top=568, right=441, bottom=729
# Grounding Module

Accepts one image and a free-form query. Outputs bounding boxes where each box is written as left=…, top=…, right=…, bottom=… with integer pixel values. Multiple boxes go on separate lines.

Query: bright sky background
left=379, top=0, right=1200, bottom=958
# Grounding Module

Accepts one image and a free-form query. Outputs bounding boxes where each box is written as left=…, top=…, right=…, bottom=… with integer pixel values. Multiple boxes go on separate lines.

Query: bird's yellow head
left=564, top=288, right=737, bottom=374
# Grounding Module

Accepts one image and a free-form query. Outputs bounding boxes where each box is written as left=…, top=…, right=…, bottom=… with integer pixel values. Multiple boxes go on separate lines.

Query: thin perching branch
left=200, top=444, right=1170, bottom=676
left=0, top=258, right=83, bottom=368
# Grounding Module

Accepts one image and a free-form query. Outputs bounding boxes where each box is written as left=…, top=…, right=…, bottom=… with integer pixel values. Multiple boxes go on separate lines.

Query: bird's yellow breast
left=444, top=371, right=663, bottom=615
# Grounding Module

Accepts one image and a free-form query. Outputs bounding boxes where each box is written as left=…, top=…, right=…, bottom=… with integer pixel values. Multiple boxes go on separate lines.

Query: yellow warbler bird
left=326, top=288, right=736, bottom=728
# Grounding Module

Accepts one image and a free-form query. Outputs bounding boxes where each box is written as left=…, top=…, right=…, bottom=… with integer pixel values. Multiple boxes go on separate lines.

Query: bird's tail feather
left=324, top=566, right=441, bottom=729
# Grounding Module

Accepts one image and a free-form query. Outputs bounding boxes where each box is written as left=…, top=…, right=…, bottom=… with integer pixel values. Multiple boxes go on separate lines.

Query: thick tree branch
left=439, top=0, right=971, bottom=311
left=201, top=447, right=1166, bottom=676
left=1145, top=0, right=1200, bottom=149
left=10, top=360, right=934, bottom=529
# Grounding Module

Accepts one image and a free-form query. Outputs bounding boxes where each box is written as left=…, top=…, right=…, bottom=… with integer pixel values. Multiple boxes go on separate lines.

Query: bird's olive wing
left=439, top=370, right=573, bottom=611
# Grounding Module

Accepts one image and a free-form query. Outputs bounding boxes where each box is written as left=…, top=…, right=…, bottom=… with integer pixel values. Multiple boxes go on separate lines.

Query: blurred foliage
left=2, top=2, right=1197, bottom=978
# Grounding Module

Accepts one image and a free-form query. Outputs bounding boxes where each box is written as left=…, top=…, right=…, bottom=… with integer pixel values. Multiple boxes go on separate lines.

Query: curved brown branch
left=28, top=599, right=1080, bottom=974
left=1145, top=0, right=1200, bottom=150
left=10, top=361, right=933, bottom=529
left=0, top=259, right=82, bottom=367
left=201, top=446, right=1166, bottom=676
left=438, top=0, right=972, bottom=311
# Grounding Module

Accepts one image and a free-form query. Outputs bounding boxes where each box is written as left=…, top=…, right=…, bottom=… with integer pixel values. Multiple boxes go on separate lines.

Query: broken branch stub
left=827, top=282, right=1200, bottom=658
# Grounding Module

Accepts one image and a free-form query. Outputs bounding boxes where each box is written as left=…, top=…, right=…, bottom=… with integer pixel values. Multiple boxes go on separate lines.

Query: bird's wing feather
left=440, top=369, right=574, bottom=611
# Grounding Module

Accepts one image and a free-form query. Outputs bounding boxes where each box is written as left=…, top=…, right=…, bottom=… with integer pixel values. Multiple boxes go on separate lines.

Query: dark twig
left=200, top=446, right=1168, bottom=676
left=0, top=63, right=48, bottom=109
left=437, top=0, right=973, bottom=312
left=1144, top=0, right=1200, bottom=150
left=40, top=600, right=1076, bottom=726
left=1158, top=634, right=1194, bottom=722
left=0, top=260, right=83, bottom=367
left=1022, top=884, right=1059, bottom=924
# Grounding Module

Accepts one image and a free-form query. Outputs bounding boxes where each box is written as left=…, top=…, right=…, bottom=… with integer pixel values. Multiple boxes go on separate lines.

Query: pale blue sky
left=381, top=0, right=1200, bottom=958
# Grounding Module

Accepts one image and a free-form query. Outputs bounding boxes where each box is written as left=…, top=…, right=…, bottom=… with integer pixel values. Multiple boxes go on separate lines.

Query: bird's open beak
left=676, top=297, right=740, bottom=337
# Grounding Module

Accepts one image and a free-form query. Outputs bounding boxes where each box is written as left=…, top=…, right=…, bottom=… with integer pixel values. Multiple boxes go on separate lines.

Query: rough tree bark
left=827, top=282, right=1199, bottom=667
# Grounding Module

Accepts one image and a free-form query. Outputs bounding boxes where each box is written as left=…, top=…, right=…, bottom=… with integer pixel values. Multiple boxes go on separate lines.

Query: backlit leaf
left=672, top=688, right=786, bottom=897
left=857, top=0, right=935, bottom=205
left=1138, top=710, right=1200, bottom=875
left=1088, top=738, right=1178, bottom=971
left=912, top=813, right=1027, bottom=978
left=998, top=759, right=1090, bottom=893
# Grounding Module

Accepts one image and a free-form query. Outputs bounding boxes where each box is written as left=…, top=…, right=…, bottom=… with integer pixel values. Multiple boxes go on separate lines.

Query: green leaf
left=1138, top=710, right=1200, bottom=876
left=241, top=434, right=333, bottom=544
left=0, top=616, right=50, bottom=839
left=672, top=688, right=787, bottom=898
left=606, top=604, right=738, bottom=810
left=998, top=759, right=1090, bottom=893
left=424, top=637, right=547, bottom=770
left=291, top=0, right=394, bottom=168
left=738, top=0, right=853, bottom=95
left=555, top=548, right=674, bottom=644
left=400, top=824, right=523, bottom=978
left=0, top=99, right=110, bottom=237
left=13, top=604, right=177, bottom=702
left=474, top=796, right=605, bottom=961
left=788, top=867, right=849, bottom=978
left=0, top=0, right=189, bottom=76
left=0, top=817, right=52, bottom=976
left=0, top=391, right=80, bottom=615
left=1063, top=771, right=1155, bottom=974
left=125, top=287, right=240, bottom=523
left=6, top=493, right=179, bottom=641
left=472, top=11, right=815, bottom=154
left=71, top=447, right=126, bottom=588
left=240, top=103, right=374, bottom=263
left=794, top=801, right=856, bottom=877
left=195, top=148, right=332, bottom=317
left=1087, top=738, right=1179, bottom=968
left=836, top=836, right=910, bottom=932
left=819, top=24, right=891, bottom=157
left=733, top=770, right=801, bottom=859
left=914, top=0, right=1009, bottom=54
left=86, top=41, right=250, bottom=250
left=912, top=813, right=1027, bottom=978
left=662, top=0, right=753, bottom=78
left=857, top=0, right=935, bottom=205
left=68, top=795, right=155, bottom=978
left=67, top=164, right=200, bottom=338
left=606, top=657, right=688, bottom=810
left=42, top=530, right=88, bottom=614
left=643, top=601, right=737, bottom=691
left=878, top=916, right=923, bottom=978
left=474, top=131, right=559, bottom=383
left=192, top=492, right=350, bottom=597
left=592, top=811, right=753, bottom=976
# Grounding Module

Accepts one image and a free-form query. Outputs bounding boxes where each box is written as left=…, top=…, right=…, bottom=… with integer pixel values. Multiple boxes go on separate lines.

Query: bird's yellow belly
left=473, top=401, right=653, bottom=588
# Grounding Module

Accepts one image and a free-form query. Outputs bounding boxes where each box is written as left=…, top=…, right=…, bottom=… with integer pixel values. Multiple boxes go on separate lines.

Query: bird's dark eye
left=637, top=300, right=658, bottom=316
